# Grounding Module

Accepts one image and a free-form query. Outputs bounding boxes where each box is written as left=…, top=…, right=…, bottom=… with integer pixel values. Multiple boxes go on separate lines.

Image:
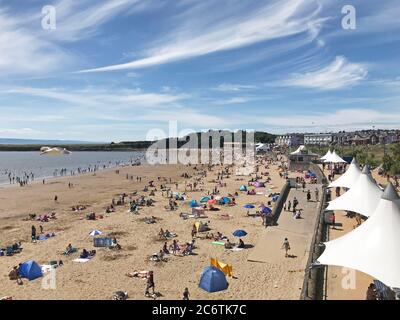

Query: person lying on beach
left=126, top=270, right=149, bottom=278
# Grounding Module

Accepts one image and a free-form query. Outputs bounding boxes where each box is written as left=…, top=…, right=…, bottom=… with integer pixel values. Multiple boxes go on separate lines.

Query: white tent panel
left=328, top=158, right=362, bottom=189
left=318, top=184, right=400, bottom=288
left=326, top=166, right=383, bottom=217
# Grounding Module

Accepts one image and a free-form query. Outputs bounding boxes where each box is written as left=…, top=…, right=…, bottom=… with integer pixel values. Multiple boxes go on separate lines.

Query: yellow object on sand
left=211, top=258, right=233, bottom=277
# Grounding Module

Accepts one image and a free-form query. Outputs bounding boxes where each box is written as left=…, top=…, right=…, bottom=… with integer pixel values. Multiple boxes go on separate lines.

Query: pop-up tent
left=199, top=266, right=228, bottom=293
left=239, top=185, right=247, bottom=191
left=317, top=183, right=400, bottom=288
left=219, top=197, right=231, bottom=205
left=326, top=166, right=383, bottom=217
left=200, top=196, right=210, bottom=203
left=189, top=200, right=200, bottom=208
left=328, top=158, right=361, bottom=189
left=19, top=260, right=43, bottom=281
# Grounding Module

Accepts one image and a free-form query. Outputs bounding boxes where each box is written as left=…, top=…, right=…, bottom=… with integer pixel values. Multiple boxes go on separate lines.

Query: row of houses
left=275, top=130, right=400, bottom=147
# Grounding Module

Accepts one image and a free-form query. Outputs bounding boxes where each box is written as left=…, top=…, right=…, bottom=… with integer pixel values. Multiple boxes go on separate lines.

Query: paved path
left=248, top=183, right=322, bottom=280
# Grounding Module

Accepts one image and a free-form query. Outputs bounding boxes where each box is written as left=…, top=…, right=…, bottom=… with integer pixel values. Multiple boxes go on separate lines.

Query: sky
left=0, top=0, right=399, bottom=142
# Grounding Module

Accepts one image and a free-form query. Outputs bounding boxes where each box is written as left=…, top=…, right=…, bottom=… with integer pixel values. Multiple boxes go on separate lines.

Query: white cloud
left=0, top=128, right=43, bottom=136
left=214, top=83, right=258, bottom=92
left=284, top=56, right=367, bottom=90
left=49, top=0, right=141, bottom=42
left=0, top=9, right=69, bottom=76
left=1, top=86, right=187, bottom=108
left=78, top=0, right=326, bottom=73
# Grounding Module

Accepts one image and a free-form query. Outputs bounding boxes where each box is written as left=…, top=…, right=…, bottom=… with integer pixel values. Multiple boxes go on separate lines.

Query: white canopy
left=328, top=158, right=362, bottom=189
left=320, top=149, right=332, bottom=160
left=290, top=145, right=306, bottom=155
left=326, top=166, right=383, bottom=217
left=317, top=183, right=400, bottom=289
left=323, top=150, right=346, bottom=163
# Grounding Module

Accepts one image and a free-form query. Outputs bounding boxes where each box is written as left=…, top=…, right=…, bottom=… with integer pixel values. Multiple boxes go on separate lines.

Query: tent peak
left=351, top=157, right=358, bottom=165
left=361, top=165, right=370, bottom=175
left=382, top=183, right=400, bottom=201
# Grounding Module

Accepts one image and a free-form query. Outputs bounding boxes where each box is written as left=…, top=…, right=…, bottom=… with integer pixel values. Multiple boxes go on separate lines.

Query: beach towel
left=211, top=241, right=225, bottom=246
left=228, top=247, right=243, bottom=252
left=72, top=258, right=92, bottom=263
left=37, top=233, right=56, bottom=241
left=41, top=265, right=54, bottom=273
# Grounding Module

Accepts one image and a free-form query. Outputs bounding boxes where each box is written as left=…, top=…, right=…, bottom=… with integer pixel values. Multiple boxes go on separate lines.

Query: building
left=275, top=134, right=304, bottom=147
left=304, top=133, right=333, bottom=146
left=288, top=145, right=319, bottom=171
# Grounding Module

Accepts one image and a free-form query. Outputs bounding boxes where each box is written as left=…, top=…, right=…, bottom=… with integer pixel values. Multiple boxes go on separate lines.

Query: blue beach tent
left=189, top=200, right=200, bottom=208
left=199, top=266, right=228, bottom=293
left=200, top=196, right=210, bottom=203
left=19, top=260, right=43, bottom=281
left=239, top=185, right=247, bottom=191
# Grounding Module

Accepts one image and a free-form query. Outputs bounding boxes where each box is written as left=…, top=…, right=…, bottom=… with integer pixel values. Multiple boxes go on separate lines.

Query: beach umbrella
left=232, top=230, right=247, bottom=237
left=200, top=196, right=211, bottom=203
left=243, top=204, right=255, bottom=209
left=89, top=230, right=102, bottom=237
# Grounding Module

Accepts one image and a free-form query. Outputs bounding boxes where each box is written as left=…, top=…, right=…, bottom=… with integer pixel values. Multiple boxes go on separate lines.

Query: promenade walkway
left=248, top=182, right=322, bottom=299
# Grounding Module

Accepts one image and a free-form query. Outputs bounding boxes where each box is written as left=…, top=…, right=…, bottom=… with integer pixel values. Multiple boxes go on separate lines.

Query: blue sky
left=0, top=0, right=399, bottom=142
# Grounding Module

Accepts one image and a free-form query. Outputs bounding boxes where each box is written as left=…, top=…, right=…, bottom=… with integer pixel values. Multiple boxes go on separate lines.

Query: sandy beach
left=0, top=154, right=321, bottom=300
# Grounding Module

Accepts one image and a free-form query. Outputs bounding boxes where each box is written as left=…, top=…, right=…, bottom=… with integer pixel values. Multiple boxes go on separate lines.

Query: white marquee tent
left=328, top=158, right=362, bottom=189
left=326, top=166, right=383, bottom=217
left=323, top=150, right=346, bottom=163
left=320, top=149, right=332, bottom=161
left=317, top=183, right=400, bottom=289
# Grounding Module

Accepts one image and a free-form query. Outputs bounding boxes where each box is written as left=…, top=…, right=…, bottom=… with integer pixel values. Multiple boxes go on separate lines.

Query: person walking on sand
left=31, top=225, right=36, bottom=242
left=306, top=190, right=311, bottom=202
left=54, top=195, right=58, bottom=202
left=331, top=212, right=336, bottom=229
left=315, top=188, right=319, bottom=202
left=287, top=200, right=291, bottom=212
left=281, top=238, right=291, bottom=257
left=145, top=271, right=155, bottom=297
left=183, top=287, right=190, bottom=300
